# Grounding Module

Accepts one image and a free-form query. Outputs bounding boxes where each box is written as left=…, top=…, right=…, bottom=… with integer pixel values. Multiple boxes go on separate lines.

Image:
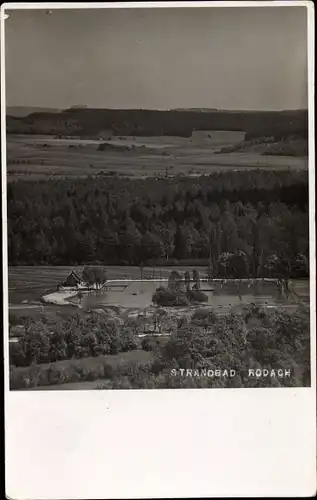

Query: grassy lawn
left=27, top=379, right=114, bottom=390
left=35, top=348, right=153, bottom=371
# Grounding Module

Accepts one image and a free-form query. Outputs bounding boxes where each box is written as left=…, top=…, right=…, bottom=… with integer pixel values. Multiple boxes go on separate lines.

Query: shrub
left=152, top=287, right=189, bottom=307
left=186, top=290, right=208, bottom=303
left=191, top=308, right=216, bottom=326
left=119, top=327, right=139, bottom=352
left=141, top=336, right=158, bottom=351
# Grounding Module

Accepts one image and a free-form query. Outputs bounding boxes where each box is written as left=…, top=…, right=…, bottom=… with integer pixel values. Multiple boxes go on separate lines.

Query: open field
left=6, top=133, right=307, bottom=181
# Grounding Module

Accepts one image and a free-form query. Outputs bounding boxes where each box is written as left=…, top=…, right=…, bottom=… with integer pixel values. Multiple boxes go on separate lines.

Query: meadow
left=6, top=132, right=307, bottom=181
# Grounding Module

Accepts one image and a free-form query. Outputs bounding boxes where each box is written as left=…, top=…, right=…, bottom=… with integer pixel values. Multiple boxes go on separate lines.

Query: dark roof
left=64, top=270, right=81, bottom=282
left=71, top=270, right=81, bottom=280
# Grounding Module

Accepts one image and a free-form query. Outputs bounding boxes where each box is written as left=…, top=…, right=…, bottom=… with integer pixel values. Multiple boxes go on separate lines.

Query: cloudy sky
left=4, top=5, right=308, bottom=110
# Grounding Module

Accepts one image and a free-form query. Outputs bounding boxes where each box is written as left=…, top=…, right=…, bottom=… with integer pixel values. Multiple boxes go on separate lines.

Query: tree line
left=8, top=170, right=309, bottom=278
left=7, top=108, right=308, bottom=139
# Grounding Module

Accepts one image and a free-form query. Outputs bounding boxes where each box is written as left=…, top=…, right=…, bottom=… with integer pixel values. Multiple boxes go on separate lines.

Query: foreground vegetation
left=10, top=304, right=310, bottom=389
left=9, top=311, right=140, bottom=367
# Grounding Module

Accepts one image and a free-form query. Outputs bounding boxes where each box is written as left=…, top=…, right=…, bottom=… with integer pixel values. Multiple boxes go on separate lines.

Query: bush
left=152, top=287, right=189, bottom=307
left=9, top=313, right=21, bottom=326
left=152, top=280, right=208, bottom=307
left=141, top=336, right=158, bottom=351
left=119, top=327, right=139, bottom=352
left=191, top=308, right=216, bottom=326
left=186, top=290, right=208, bottom=303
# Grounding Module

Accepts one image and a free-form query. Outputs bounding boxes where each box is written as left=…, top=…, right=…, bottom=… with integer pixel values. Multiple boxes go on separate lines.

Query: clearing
left=6, top=132, right=307, bottom=181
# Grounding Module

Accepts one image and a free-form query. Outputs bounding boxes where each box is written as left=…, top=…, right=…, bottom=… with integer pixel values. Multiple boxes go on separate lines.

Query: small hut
left=62, top=270, right=81, bottom=288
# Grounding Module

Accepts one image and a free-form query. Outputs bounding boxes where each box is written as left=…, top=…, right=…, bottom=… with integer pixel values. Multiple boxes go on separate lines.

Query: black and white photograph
left=3, top=3, right=314, bottom=393
left=2, top=3, right=316, bottom=499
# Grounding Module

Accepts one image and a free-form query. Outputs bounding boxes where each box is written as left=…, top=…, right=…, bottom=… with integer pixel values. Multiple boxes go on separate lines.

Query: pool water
left=81, top=279, right=299, bottom=309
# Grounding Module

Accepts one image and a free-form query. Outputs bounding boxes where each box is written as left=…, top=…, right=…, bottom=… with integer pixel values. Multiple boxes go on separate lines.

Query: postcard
left=2, top=2, right=316, bottom=498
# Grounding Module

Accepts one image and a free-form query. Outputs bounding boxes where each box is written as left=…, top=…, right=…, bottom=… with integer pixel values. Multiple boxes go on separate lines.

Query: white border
left=2, top=2, right=316, bottom=498
left=1, top=0, right=9, bottom=397
left=0, top=1, right=315, bottom=9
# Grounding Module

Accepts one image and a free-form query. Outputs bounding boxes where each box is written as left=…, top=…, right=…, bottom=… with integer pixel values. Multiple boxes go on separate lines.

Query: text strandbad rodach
left=170, top=368, right=292, bottom=379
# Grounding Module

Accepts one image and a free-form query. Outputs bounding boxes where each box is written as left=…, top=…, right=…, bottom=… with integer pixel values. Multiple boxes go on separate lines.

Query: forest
left=6, top=107, right=308, bottom=139
left=9, top=305, right=310, bottom=389
left=8, top=169, right=309, bottom=278
left=215, top=134, right=308, bottom=157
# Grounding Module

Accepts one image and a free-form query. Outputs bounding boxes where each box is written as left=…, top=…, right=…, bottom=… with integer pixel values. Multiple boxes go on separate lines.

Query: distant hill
left=6, top=107, right=308, bottom=139
left=7, top=106, right=61, bottom=117
left=173, top=108, right=219, bottom=112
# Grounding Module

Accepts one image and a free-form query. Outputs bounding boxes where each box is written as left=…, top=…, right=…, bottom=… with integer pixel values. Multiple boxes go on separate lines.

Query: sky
left=4, top=6, right=308, bottom=110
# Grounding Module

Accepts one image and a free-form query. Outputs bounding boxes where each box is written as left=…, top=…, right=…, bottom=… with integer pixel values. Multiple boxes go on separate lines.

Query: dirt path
left=42, top=289, right=79, bottom=305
